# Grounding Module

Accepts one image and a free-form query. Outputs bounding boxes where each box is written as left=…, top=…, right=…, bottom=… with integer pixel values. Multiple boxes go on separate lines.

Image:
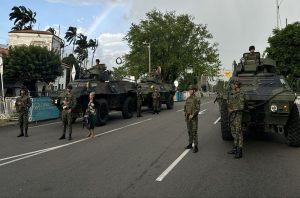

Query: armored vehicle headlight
left=270, top=104, right=278, bottom=112
left=54, top=99, right=58, bottom=104
left=283, top=105, right=288, bottom=112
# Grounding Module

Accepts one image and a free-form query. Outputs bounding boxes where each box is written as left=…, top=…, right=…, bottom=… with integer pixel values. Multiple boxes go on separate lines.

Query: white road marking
left=176, top=101, right=212, bottom=113
left=0, top=118, right=152, bottom=167
left=156, top=149, right=190, bottom=182
left=214, top=117, right=221, bottom=124
left=199, top=109, right=207, bottom=115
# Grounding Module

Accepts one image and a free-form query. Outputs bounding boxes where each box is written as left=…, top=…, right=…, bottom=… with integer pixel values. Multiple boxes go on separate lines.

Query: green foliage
left=112, top=65, right=129, bottom=80
left=3, top=45, right=62, bottom=84
left=266, top=22, right=300, bottom=82
left=9, top=6, right=36, bottom=30
left=123, top=9, right=221, bottom=83
left=62, top=54, right=80, bottom=79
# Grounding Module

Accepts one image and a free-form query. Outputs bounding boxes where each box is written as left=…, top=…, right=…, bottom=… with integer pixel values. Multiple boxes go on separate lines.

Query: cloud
left=93, top=33, right=129, bottom=69
left=46, top=0, right=129, bottom=5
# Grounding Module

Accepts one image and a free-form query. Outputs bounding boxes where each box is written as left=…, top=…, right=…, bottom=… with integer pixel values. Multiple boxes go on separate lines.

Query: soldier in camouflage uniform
left=184, top=85, right=201, bottom=153
left=59, top=85, right=77, bottom=140
left=227, top=80, right=245, bottom=159
left=152, top=87, right=160, bottom=114
left=136, top=85, right=143, bottom=117
left=16, top=86, right=32, bottom=137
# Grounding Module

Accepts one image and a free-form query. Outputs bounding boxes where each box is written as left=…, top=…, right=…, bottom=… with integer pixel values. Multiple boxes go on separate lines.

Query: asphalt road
left=1, top=98, right=300, bottom=198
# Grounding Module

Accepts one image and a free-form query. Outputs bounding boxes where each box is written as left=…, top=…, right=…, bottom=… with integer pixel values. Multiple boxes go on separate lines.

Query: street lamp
left=143, top=41, right=151, bottom=73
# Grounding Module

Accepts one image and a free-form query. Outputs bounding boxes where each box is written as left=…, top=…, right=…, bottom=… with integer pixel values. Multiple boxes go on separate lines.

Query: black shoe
left=234, top=147, right=243, bottom=159
left=68, top=136, right=72, bottom=140
left=193, top=146, right=198, bottom=153
left=25, top=133, right=29, bottom=137
left=227, top=146, right=236, bottom=155
left=59, top=135, right=65, bottom=140
left=17, top=133, right=24, bottom=137
left=185, top=144, right=192, bottom=149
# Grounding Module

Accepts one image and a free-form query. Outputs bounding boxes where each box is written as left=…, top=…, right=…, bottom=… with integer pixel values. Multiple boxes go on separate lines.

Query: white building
left=8, top=30, right=70, bottom=91
left=8, top=30, right=62, bottom=53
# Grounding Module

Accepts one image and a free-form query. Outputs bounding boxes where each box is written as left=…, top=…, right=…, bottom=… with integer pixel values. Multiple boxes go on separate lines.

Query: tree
left=123, top=10, right=220, bottom=83
left=47, top=27, right=56, bottom=35
left=265, top=22, right=300, bottom=82
left=88, top=39, right=98, bottom=66
left=62, top=54, right=80, bottom=83
left=74, top=33, right=89, bottom=68
left=65, top=26, right=78, bottom=53
left=3, top=45, right=62, bottom=92
left=9, top=6, right=36, bottom=30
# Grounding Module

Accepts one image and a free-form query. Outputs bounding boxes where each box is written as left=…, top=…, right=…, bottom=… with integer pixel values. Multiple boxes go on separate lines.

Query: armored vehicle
left=220, top=51, right=300, bottom=146
left=138, top=73, right=175, bottom=111
left=51, top=69, right=136, bottom=126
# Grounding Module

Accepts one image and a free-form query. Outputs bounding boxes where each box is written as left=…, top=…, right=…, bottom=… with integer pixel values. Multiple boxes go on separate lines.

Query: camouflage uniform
left=16, top=89, right=32, bottom=137
left=184, top=85, right=201, bottom=151
left=59, top=88, right=77, bottom=140
left=152, top=89, right=160, bottom=114
left=136, top=87, right=143, bottom=117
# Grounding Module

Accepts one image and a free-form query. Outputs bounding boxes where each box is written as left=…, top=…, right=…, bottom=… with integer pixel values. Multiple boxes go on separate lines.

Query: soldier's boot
left=193, top=145, right=198, bottom=153
left=227, top=146, right=237, bottom=154
left=17, top=129, right=24, bottom=137
left=24, top=129, right=29, bottom=137
left=234, top=147, right=242, bottom=159
left=68, top=135, right=72, bottom=140
left=185, top=143, right=193, bottom=149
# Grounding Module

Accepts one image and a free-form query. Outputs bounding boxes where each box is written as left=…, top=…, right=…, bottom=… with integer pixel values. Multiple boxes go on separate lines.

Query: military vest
left=16, top=95, right=31, bottom=112
left=61, top=92, right=75, bottom=110
left=228, top=91, right=245, bottom=111
left=185, top=94, right=200, bottom=115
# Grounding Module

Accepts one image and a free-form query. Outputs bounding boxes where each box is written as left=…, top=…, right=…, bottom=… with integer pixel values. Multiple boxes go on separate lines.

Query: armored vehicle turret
left=220, top=51, right=300, bottom=146
left=138, top=72, right=175, bottom=111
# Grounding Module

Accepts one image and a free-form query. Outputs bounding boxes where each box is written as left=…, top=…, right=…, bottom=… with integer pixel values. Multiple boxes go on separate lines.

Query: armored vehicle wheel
left=285, top=104, right=300, bottom=147
left=220, top=100, right=233, bottom=140
left=166, top=94, right=174, bottom=109
left=122, top=96, right=134, bottom=119
left=96, top=99, right=109, bottom=126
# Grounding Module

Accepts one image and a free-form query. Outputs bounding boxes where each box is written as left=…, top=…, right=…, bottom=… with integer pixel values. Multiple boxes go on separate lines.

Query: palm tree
left=88, top=39, right=98, bottom=66
left=75, top=33, right=89, bottom=68
left=46, top=27, right=56, bottom=35
left=65, top=26, right=77, bottom=53
left=9, top=6, right=36, bottom=30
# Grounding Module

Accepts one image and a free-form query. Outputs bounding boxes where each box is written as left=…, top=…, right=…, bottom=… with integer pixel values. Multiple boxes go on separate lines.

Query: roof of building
left=8, top=30, right=62, bottom=40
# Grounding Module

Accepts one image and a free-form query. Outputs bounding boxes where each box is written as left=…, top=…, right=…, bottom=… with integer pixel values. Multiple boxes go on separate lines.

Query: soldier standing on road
left=136, top=85, right=143, bottom=117
left=227, top=80, right=245, bottom=159
left=16, top=86, right=32, bottom=137
left=59, top=85, right=77, bottom=140
left=184, top=85, right=201, bottom=153
left=85, top=92, right=96, bottom=138
left=152, top=87, right=160, bottom=114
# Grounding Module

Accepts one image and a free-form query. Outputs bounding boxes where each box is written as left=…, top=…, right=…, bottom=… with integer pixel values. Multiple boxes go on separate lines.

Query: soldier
left=184, top=85, right=201, bottom=153
left=15, top=86, right=32, bottom=137
left=152, top=87, right=160, bottom=114
left=227, top=80, right=245, bottom=159
left=95, top=59, right=106, bottom=73
left=59, top=84, right=77, bottom=140
left=136, top=85, right=143, bottom=117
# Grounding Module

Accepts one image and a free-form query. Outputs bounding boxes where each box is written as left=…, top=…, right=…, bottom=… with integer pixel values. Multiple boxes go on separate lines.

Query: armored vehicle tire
left=220, top=100, right=233, bottom=140
left=96, top=99, right=109, bottom=126
left=285, top=104, right=300, bottom=147
left=122, top=96, right=134, bottom=119
left=166, top=94, right=174, bottom=109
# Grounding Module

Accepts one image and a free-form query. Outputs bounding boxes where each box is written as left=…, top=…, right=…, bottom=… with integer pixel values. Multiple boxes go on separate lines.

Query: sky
left=0, top=0, right=299, bottom=71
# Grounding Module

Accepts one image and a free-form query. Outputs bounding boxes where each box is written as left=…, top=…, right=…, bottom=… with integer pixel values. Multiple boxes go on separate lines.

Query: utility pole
left=148, top=43, right=151, bottom=73
left=276, top=0, right=279, bottom=29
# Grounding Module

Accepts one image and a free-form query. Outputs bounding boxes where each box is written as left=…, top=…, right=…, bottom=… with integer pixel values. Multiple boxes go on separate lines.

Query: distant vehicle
left=51, top=69, right=136, bottom=126
left=220, top=52, right=300, bottom=146
left=138, top=73, right=176, bottom=111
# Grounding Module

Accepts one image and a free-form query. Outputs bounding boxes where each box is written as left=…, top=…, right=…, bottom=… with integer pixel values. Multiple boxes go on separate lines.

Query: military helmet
left=249, top=45, right=255, bottom=51
left=187, top=85, right=196, bottom=91
left=67, top=84, right=73, bottom=90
